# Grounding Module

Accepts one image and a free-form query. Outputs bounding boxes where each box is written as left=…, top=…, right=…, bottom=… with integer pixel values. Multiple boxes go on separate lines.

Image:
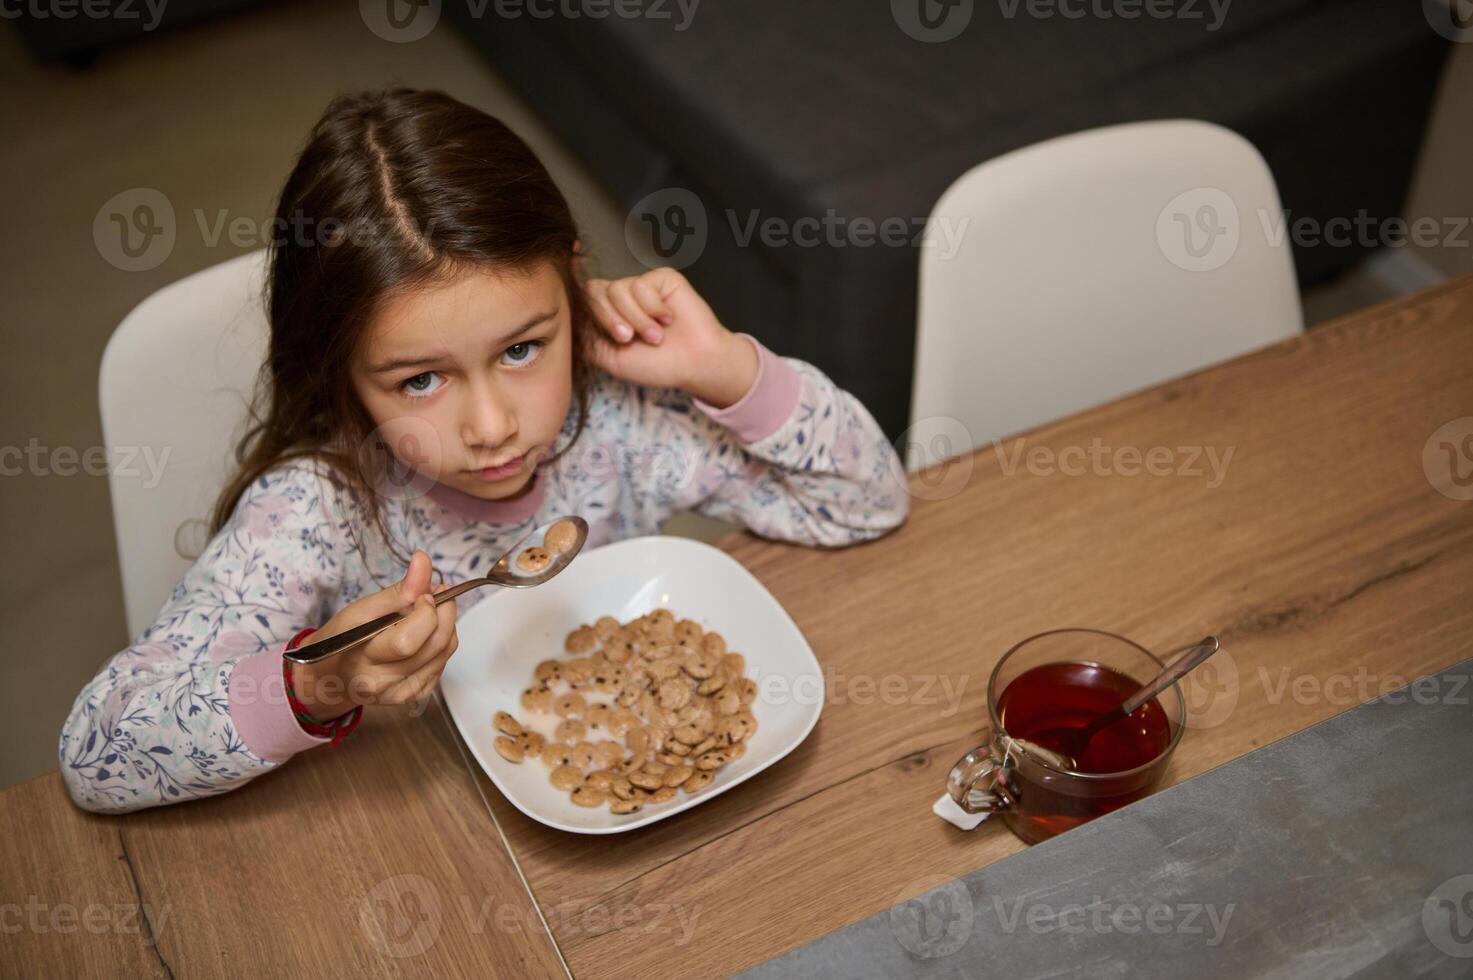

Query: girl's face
left=352, top=260, right=575, bottom=501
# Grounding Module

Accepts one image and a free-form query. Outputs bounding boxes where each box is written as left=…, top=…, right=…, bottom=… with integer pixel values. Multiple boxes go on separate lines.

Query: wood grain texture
left=0, top=776, right=170, bottom=978
left=1, top=702, right=568, bottom=978
left=461, top=276, right=1473, bottom=978
left=1, top=277, right=1469, bottom=978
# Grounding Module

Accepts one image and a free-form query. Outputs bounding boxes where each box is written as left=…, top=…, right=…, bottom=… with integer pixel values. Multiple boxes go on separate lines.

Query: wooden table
left=4, top=276, right=1472, bottom=978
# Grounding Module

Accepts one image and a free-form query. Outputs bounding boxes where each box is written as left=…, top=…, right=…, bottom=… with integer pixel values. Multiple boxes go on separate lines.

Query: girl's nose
left=460, top=384, right=517, bottom=450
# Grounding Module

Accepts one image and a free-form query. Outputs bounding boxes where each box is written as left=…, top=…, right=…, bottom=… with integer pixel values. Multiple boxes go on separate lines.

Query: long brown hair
left=213, top=88, right=595, bottom=558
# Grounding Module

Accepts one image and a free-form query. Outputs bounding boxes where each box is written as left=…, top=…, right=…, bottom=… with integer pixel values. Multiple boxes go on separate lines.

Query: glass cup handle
left=947, top=743, right=1016, bottom=814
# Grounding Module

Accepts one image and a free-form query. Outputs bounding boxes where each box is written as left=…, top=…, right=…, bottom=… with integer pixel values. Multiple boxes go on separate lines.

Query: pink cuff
left=229, top=649, right=330, bottom=762
left=693, top=334, right=803, bottom=444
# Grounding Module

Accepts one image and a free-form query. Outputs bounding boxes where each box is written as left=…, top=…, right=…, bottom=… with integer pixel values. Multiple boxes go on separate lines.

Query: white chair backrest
left=908, top=120, right=1302, bottom=469
left=100, top=250, right=270, bottom=638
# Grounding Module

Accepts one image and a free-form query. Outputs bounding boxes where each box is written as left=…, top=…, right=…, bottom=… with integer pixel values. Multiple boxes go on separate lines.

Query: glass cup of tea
left=947, top=628, right=1188, bottom=844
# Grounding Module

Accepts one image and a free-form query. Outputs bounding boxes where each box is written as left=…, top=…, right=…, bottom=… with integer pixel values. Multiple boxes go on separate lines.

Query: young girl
left=61, top=88, right=908, bottom=814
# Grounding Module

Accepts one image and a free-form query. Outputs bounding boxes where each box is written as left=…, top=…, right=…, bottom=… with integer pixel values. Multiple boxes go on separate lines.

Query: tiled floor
left=2, top=3, right=1469, bottom=789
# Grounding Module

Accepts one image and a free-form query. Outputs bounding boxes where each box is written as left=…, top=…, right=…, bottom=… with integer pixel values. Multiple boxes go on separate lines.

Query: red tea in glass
left=999, top=661, right=1173, bottom=774
left=948, top=630, right=1186, bottom=844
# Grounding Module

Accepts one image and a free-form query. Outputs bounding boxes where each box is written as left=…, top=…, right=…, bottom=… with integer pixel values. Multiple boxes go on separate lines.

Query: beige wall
left=1409, top=42, right=1473, bottom=279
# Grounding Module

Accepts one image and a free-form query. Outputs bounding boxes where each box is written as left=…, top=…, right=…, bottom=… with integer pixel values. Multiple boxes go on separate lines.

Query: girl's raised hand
left=582, top=267, right=759, bottom=409
left=290, top=550, right=459, bottom=722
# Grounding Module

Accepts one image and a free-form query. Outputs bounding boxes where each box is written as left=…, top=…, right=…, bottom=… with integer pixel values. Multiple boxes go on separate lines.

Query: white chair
left=907, top=120, right=1302, bottom=469
left=100, top=250, right=270, bottom=638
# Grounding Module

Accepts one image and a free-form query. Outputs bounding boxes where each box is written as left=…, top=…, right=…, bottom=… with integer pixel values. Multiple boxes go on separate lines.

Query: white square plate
left=440, top=535, right=824, bottom=834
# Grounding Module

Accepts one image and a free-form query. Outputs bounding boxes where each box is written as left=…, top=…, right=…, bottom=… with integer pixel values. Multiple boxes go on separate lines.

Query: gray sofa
left=446, top=0, right=1451, bottom=439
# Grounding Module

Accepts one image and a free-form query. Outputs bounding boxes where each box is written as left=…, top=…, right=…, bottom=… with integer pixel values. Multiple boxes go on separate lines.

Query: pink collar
left=424, top=465, right=548, bottom=525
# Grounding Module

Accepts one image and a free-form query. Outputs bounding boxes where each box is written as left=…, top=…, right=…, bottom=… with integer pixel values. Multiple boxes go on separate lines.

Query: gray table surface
left=740, top=656, right=1473, bottom=980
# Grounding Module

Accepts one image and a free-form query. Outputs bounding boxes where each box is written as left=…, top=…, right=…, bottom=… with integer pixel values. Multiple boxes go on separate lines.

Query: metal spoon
left=1030, top=635, right=1221, bottom=770
left=284, top=515, right=589, bottom=665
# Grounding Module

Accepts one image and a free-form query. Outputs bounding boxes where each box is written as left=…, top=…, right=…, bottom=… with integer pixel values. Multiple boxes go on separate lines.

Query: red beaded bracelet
left=283, top=627, right=363, bottom=747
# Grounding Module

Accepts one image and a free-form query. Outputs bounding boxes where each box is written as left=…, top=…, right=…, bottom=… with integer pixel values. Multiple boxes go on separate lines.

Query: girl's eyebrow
left=367, top=310, right=558, bottom=375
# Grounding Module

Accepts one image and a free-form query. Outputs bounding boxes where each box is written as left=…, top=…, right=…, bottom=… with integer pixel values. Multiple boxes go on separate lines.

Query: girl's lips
left=470, top=454, right=526, bottom=481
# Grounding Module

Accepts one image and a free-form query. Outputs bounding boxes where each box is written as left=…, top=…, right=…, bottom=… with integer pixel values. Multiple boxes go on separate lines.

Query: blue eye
left=400, top=371, right=444, bottom=398
left=501, top=341, right=544, bottom=367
